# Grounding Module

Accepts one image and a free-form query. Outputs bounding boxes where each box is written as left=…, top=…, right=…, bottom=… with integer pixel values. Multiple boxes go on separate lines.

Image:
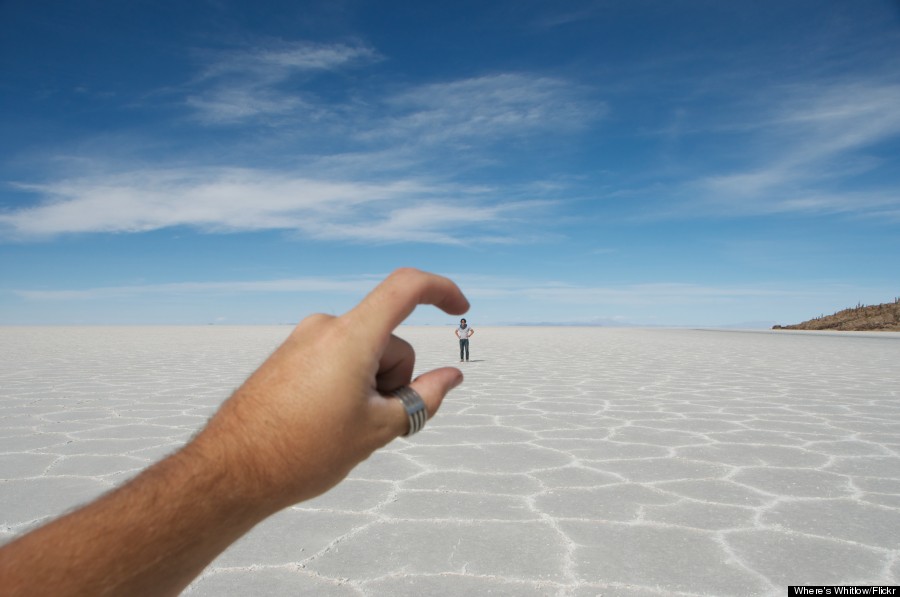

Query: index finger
left=345, top=268, right=469, bottom=344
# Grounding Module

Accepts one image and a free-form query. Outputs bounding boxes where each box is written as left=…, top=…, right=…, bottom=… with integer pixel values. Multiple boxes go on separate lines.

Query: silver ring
left=391, top=385, right=427, bottom=436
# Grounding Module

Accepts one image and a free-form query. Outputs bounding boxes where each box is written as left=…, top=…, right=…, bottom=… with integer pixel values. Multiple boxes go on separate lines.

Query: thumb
left=385, top=367, right=463, bottom=438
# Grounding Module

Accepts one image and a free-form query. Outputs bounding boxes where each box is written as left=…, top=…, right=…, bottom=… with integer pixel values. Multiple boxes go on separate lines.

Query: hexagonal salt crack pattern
left=1, top=326, right=898, bottom=595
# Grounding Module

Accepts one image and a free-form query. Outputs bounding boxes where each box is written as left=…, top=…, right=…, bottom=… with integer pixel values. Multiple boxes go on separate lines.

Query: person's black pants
left=459, top=338, right=469, bottom=360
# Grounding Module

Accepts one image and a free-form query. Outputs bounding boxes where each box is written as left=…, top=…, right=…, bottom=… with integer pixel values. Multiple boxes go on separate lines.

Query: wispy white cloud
left=440, top=274, right=895, bottom=326
left=186, top=88, right=311, bottom=123
left=454, top=274, right=793, bottom=306
left=188, top=69, right=603, bottom=143
left=371, top=74, right=604, bottom=144
left=306, top=200, right=552, bottom=244
left=15, top=271, right=890, bottom=328
left=694, top=79, right=900, bottom=217
left=186, top=40, right=378, bottom=124
left=198, top=41, right=379, bottom=80
left=10, top=272, right=805, bottom=308
left=14, top=268, right=778, bottom=302
left=15, top=276, right=383, bottom=301
left=0, top=167, right=548, bottom=243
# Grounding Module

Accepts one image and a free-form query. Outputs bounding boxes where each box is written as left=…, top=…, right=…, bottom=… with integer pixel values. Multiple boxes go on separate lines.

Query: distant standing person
left=456, top=318, right=474, bottom=362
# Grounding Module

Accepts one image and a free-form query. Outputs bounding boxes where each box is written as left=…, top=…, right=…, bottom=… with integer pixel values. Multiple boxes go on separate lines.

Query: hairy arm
left=0, top=438, right=266, bottom=596
left=0, top=268, right=469, bottom=597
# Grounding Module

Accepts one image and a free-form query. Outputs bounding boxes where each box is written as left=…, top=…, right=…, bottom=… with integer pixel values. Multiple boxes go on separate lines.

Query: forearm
left=0, top=432, right=269, bottom=597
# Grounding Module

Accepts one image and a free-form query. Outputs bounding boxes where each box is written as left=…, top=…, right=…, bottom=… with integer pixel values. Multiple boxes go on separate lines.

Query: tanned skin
left=0, top=268, right=469, bottom=597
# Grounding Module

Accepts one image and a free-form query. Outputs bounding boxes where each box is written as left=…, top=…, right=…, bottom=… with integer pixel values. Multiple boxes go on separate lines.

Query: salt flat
left=1, top=326, right=899, bottom=596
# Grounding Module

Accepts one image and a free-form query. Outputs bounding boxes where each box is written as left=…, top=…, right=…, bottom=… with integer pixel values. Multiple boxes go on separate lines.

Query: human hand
left=194, top=268, right=470, bottom=513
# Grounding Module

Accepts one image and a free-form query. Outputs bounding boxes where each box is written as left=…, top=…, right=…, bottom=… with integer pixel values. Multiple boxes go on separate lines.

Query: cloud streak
left=15, top=273, right=829, bottom=326
left=198, top=41, right=379, bottom=80
left=187, top=40, right=379, bottom=124
left=12, top=272, right=794, bottom=304
left=455, top=275, right=796, bottom=305
left=372, top=74, right=605, bottom=144
left=694, top=79, right=900, bottom=218
left=15, top=276, right=384, bottom=301
left=1, top=167, right=547, bottom=243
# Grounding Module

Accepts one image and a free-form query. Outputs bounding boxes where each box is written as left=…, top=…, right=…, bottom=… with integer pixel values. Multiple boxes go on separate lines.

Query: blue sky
left=2, top=0, right=899, bottom=326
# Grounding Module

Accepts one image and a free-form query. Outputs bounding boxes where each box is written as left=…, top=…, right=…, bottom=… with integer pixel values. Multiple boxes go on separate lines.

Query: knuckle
left=295, top=312, right=335, bottom=332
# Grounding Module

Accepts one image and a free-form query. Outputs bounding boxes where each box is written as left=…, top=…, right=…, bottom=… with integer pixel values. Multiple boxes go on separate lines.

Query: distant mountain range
left=773, top=298, right=900, bottom=331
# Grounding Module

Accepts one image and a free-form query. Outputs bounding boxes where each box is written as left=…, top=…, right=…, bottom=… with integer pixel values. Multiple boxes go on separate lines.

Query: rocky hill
left=773, top=298, right=900, bottom=331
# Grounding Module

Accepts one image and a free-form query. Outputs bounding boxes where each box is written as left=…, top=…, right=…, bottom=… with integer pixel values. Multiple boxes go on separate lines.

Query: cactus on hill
left=773, top=299, right=900, bottom=331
